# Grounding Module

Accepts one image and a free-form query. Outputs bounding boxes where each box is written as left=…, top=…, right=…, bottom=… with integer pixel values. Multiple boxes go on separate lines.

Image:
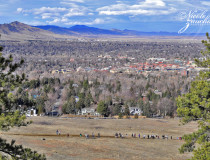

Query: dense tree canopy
left=176, top=33, right=210, bottom=160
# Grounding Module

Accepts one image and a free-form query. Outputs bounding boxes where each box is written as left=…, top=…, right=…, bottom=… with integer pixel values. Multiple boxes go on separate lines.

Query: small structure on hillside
left=47, top=102, right=62, bottom=116
left=79, top=108, right=100, bottom=116
left=129, top=107, right=142, bottom=116
left=154, top=90, right=162, bottom=97
left=75, top=96, right=79, bottom=103
left=47, top=110, right=59, bottom=116
left=26, top=108, right=38, bottom=117
left=72, top=84, right=79, bottom=88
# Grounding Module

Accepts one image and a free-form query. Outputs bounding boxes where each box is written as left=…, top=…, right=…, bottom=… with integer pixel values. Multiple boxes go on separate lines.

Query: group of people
left=83, top=132, right=100, bottom=139
left=115, top=132, right=125, bottom=138
left=115, top=133, right=181, bottom=140
left=56, top=130, right=182, bottom=140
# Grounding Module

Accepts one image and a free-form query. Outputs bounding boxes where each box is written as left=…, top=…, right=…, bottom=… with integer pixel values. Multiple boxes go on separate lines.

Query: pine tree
left=84, top=92, right=93, bottom=108
left=176, top=33, right=210, bottom=160
left=63, top=96, right=77, bottom=114
left=0, top=40, right=46, bottom=159
left=97, top=101, right=108, bottom=117
left=124, top=104, right=130, bottom=118
left=142, top=101, right=152, bottom=118
left=113, top=103, right=121, bottom=115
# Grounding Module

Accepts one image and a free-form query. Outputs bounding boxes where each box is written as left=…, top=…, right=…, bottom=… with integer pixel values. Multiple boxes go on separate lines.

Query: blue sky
left=0, top=0, right=210, bottom=33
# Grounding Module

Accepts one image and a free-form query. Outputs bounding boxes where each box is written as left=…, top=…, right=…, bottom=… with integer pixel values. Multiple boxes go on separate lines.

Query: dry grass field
left=0, top=117, right=198, bottom=160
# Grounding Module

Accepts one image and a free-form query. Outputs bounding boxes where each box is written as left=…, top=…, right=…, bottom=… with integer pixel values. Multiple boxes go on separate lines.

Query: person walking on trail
left=56, top=130, right=59, bottom=135
left=138, top=134, right=140, bottom=138
left=119, top=133, right=122, bottom=138
left=85, top=134, right=89, bottom=139
left=115, top=133, right=118, bottom=138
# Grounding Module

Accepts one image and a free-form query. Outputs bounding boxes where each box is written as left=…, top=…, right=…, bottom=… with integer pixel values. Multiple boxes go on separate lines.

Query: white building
left=129, top=107, right=142, bottom=116
left=26, top=109, right=37, bottom=117
left=79, top=108, right=100, bottom=116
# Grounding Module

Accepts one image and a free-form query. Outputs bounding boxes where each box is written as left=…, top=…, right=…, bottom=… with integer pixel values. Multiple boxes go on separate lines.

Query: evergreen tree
left=118, top=112, right=123, bottom=119
left=0, top=42, right=46, bottom=159
left=138, top=99, right=144, bottom=111
left=64, top=96, right=76, bottom=114
left=116, top=81, right=121, bottom=92
left=82, top=79, right=89, bottom=91
left=176, top=33, right=210, bottom=160
left=113, top=103, right=121, bottom=115
left=35, top=97, right=46, bottom=111
left=106, top=96, right=113, bottom=106
left=134, top=113, right=139, bottom=119
left=76, top=99, right=85, bottom=111
left=84, top=92, right=93, bottom=108
left=97, top=101, right=108, bottom=117
left=124, top=104, right=130, bottom=116
left=37, top=104, right=44, bottom=115
left=142, top=101, right=152, bottom=118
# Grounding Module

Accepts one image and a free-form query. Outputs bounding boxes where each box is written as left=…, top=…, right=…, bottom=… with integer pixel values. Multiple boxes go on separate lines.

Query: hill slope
left=0, top=21, right=74, bottom=40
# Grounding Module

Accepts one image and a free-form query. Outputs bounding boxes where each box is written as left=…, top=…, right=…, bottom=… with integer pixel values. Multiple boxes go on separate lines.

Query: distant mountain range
left=0, top=21, right=206, bottom=40
left=35, top=25, right=124, bottom=36
left=34, top=24, right=206, bottom=37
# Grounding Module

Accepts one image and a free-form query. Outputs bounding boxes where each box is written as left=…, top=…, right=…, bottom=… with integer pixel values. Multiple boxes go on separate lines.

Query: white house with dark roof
left=78, top=108, right=100, bottom=116
left=129, top=107, right=142, bottom=116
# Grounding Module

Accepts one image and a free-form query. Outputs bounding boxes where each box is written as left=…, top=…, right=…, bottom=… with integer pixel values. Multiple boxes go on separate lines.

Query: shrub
left=134, top=114, right=139, bottom=119
left=118, top=113, right=123, bottom=119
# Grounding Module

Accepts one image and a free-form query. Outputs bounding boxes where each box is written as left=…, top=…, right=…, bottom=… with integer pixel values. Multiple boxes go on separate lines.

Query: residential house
left=110, top=68, right=118, bottom=73
left=48, top=110, right=59, bottom=116
left=47, top=101, right=62, bottom=116
left=75, top=96, right=79, bottom=103
left=72, top=83, right=79, bottom=87
left=76, top=67, right=85, bottom=72
left=129, top=107, right=142, bottom=116
left=79, top=108, right=100, bottom=116
left=52, top=69, right=71, bottom=74
left=154, top=90, right=162, bottom=97
left=26, top=108, right=38, bottom=117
